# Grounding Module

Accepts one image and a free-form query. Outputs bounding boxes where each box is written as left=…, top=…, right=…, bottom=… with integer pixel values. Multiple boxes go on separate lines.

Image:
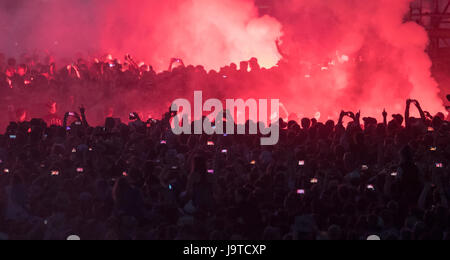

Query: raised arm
left=346, top=111, right=361, bottom=128
left=412, top=100, right=426, bottom=122
left=63, top=112, right=69, bottom=130
left=338, top=110, right=346, bottom=126
left=405, top=99, right=412, bottom=129
left=168, top=58, right=185, bottom=71
left=63, top=111, right=82, bottom=130
left=383, top=109, right=387, bottom=127
left=355, top=110, right=361, bottom=128
left=125, top=54, right=141, bottom=74
left=130, top=112, right=143, bottom=123
left=423, top=111, right=433, bottom=121
left=79, top=106, right=89, bottom=128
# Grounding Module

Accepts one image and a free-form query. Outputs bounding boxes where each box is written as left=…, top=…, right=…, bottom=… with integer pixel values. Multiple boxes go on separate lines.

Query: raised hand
left=79, top=105, right=85, bottom=115
left=74, top=112, right=82, bottom=121
left=65, top=111, right=80, bottom=120
left=424, top=111, right=433, bottom=119
left=133, top=112, right=140, bottom=119
left=171, top=58, right=182, bottom=63
left=347, top=112, right=355, bottom=120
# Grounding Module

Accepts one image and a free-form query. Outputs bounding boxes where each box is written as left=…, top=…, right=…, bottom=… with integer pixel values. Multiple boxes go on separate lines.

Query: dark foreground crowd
left=0, top=93, right=449, bottom=240
left=1, top=53, right=450, bottom=240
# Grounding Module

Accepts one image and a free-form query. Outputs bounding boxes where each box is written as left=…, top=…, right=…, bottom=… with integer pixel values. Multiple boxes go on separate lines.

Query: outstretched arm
left=424, top=111, right=433, bottom=120
left=405, top=99, right=412, bottom=129
left=71, top=64, right=81, bottom=79
left=338, top=111, right=346, bottom=126
left=412, top=100, right=426, bottom=122
left=130, top=112, right=142, bottom=122
left=355, top=110, right=361, bottom=128
left=383, top=109, right=387, bottom=127
left=168, top=58, right=185, bottom=71
left=63, top=112, right=68, bottom=130
left=125, top=54, right=141, bottom=74
left=63, top=112, right=82, bottom=130
left=346, top=111, right=360, bottom=128
left=80, top=106, right=89, bottom=127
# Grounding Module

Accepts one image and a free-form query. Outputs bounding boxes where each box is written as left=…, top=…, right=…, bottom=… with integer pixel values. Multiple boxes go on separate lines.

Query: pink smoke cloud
left=0, top=0, right=446, bottom=122
left=272, top=0, right=445, bottom=119
left=101, top=0, right=282, bottom=70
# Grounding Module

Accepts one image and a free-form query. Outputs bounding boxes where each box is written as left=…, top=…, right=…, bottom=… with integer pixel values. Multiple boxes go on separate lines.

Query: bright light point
left=367, top=235, right=381, bottom=240
left=340, top=55, right=349, bottom=62
left=314, top=112, right=321, bottom=120
left=67, top=235, right=81, bottom=240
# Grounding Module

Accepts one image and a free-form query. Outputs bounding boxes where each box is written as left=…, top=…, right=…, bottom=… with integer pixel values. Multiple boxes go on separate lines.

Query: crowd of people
left=0, top=52, right=450, bottom=240
left=1, top=50, right=404, bottom=131
left=0, top=53, right=297, bottom=130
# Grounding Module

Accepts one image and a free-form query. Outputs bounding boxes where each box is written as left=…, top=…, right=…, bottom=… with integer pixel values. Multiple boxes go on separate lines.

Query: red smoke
left=98, top=0, right=445, bottom=120
left=269, top=0, right=445, bottom=120
left=101, top=0, right=282, bottom=71
left=0, top=0, right=446, bottom=122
